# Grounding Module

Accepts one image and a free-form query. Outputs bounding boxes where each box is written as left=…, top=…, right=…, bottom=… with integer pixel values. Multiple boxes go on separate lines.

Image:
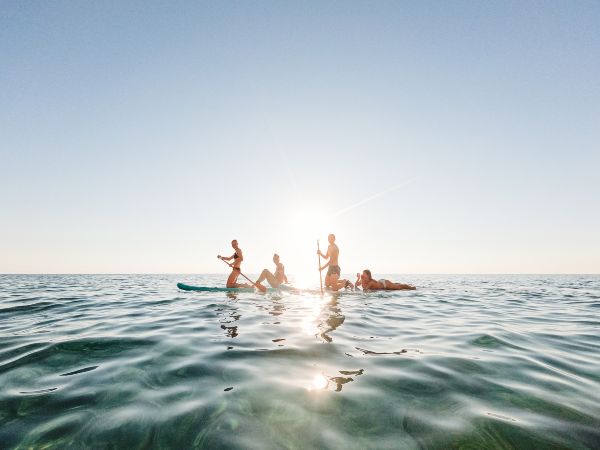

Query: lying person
left=255, top=253, right=289, bottom=289
left=355, top=270, right=416, bottom=291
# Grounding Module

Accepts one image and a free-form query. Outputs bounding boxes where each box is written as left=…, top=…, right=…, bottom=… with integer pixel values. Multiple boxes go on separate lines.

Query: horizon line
left=1, top=272, right=598, bottom=276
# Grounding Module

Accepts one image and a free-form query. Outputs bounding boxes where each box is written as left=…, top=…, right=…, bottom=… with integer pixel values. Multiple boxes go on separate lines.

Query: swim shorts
left=327, top=265, right=341, bottom=276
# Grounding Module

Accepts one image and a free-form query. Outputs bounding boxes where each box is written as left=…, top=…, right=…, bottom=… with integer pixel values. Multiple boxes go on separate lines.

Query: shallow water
left=1, top=274, right=599, bottom=449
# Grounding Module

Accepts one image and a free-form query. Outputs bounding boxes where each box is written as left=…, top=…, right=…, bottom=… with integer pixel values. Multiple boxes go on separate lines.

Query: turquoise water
left=1, top=274, right=599, bottom=449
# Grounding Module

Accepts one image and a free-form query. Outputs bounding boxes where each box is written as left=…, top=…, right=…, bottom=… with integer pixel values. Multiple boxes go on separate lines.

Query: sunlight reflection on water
left=0, top=274, right=599, bottom=449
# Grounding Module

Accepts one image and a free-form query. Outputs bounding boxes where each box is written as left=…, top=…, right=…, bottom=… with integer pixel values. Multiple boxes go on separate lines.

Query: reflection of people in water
left=317, top=296, right=345, bottom=343
left=310, top=369, right=365, bottom=392
left=216, top=296, right=241, bottom=339
left=355, top=270, right=416, bottom=291
left=269, top=299, right=285, bottom=318
left=330, top=369, right=364, bottom=392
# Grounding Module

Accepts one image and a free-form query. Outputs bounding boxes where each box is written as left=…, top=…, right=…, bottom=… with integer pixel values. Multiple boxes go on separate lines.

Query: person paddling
left=255, top=253, right=288, bottom=289
left=355, top=270, right=416, bottom=291
left=317, top=234, right=353, bottom=291
left=217, top=240, right=253, bottom=288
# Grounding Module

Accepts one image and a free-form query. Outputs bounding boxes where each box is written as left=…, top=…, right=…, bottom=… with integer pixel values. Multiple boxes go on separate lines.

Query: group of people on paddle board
left=217, top=235, right=415, bottom=292
left=318, top=234, right=415, bottom=291
left=217, top=240, right=287, bottom=292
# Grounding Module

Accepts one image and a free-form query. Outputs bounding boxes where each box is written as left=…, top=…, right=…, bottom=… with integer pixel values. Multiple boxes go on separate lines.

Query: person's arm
left=317, top=246, right=330, bottom=260
left=320, top=260, right=330, bottom=271
left=355, top=273, right=362, bottom=287
left=281, top=264, right=288, bottom=284
left=218, top=253, right=235, bottom=262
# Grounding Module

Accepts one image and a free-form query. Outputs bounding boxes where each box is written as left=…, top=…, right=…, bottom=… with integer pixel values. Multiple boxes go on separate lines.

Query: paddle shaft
left=317, top=240, right=323, bottom=295
left=219, top=258, right=266, bottom=292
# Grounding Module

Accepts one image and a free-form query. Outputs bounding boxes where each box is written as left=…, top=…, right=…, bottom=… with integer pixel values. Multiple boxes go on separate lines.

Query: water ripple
left=0, top=274, right=599, bottom=448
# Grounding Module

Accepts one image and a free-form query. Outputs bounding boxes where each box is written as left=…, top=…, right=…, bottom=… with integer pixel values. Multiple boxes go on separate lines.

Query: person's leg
left=329, top=274, right=342, bottom=291
left=254, top=269, right=268, bottom=290
left=387, top=281, right=416, bottom=290
left=326, top=265, right=341, bottom=289
left=329, top=274, right=353, bottom=291
left=337, top=279, right=354, bottom=290
left=264, top=271, right=281, bottom=288
left=256, top=269, right=270, bottom=284
left=255, top=269, right=281, bottom=288
left=227, top=269, right=253, bottom=288
left=226, top=270, right=239, bottom=288
left=324, top=273, right=332, bottom=288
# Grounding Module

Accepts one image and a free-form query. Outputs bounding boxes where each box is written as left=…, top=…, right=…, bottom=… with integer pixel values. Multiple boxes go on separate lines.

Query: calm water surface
left=0, top=274, right=599, bottom=449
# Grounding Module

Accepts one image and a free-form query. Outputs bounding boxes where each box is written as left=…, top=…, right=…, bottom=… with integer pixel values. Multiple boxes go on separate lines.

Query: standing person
left=217, top=239, right=252, bottom=288
left=255, top=253, right=288, bottom=289
left=355, top=270, right=416, bottom=291
left=317, top=234, right=353, bottom=291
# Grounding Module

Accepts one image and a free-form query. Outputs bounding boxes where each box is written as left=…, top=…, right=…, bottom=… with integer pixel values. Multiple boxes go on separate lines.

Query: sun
left=285, top=205, right=333, bottom=288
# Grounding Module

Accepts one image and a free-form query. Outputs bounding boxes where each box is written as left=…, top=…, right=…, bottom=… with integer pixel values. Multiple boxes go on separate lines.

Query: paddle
left=218, top=257, right=267, bottom=293
left=317, top=240, right=324, bottom=295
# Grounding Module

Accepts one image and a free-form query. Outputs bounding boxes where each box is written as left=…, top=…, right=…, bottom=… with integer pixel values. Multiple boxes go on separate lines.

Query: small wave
left=60, top=365, right=99, bottom=377
left=0, top=300, right=60, bottom=315
left=1, top=274, right=599, bottom=449
left=355, top=347, right=420, bottom=356
left=470, top=333, right=524, bottom=350
left=19, top=387, right=58, bottom=395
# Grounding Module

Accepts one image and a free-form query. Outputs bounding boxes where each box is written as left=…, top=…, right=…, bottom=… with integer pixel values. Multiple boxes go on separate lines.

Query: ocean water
left=0, top=274, right=599, bottom=449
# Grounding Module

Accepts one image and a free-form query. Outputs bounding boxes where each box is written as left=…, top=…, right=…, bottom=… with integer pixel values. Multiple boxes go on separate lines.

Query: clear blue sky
left=1, top=1, right=599, bottom=276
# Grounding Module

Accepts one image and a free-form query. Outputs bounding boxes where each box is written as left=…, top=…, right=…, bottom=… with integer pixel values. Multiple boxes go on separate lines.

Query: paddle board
left=177, top=283, right=324, bottom=294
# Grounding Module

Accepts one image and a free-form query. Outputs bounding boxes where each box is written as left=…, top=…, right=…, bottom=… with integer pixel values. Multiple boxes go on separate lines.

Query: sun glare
left=300, top=295, right=327, bottom=335
left=307, top=373, right=329, bottom=391
left=290, top=206, right=331, bottom=237
left=286, top=206, right=333, bottom=288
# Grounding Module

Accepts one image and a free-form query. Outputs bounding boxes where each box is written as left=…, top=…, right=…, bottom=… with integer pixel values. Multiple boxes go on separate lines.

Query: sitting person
left=255, top=253, right=289, bottom=289
left=355, top=270, right=416, bottom=291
